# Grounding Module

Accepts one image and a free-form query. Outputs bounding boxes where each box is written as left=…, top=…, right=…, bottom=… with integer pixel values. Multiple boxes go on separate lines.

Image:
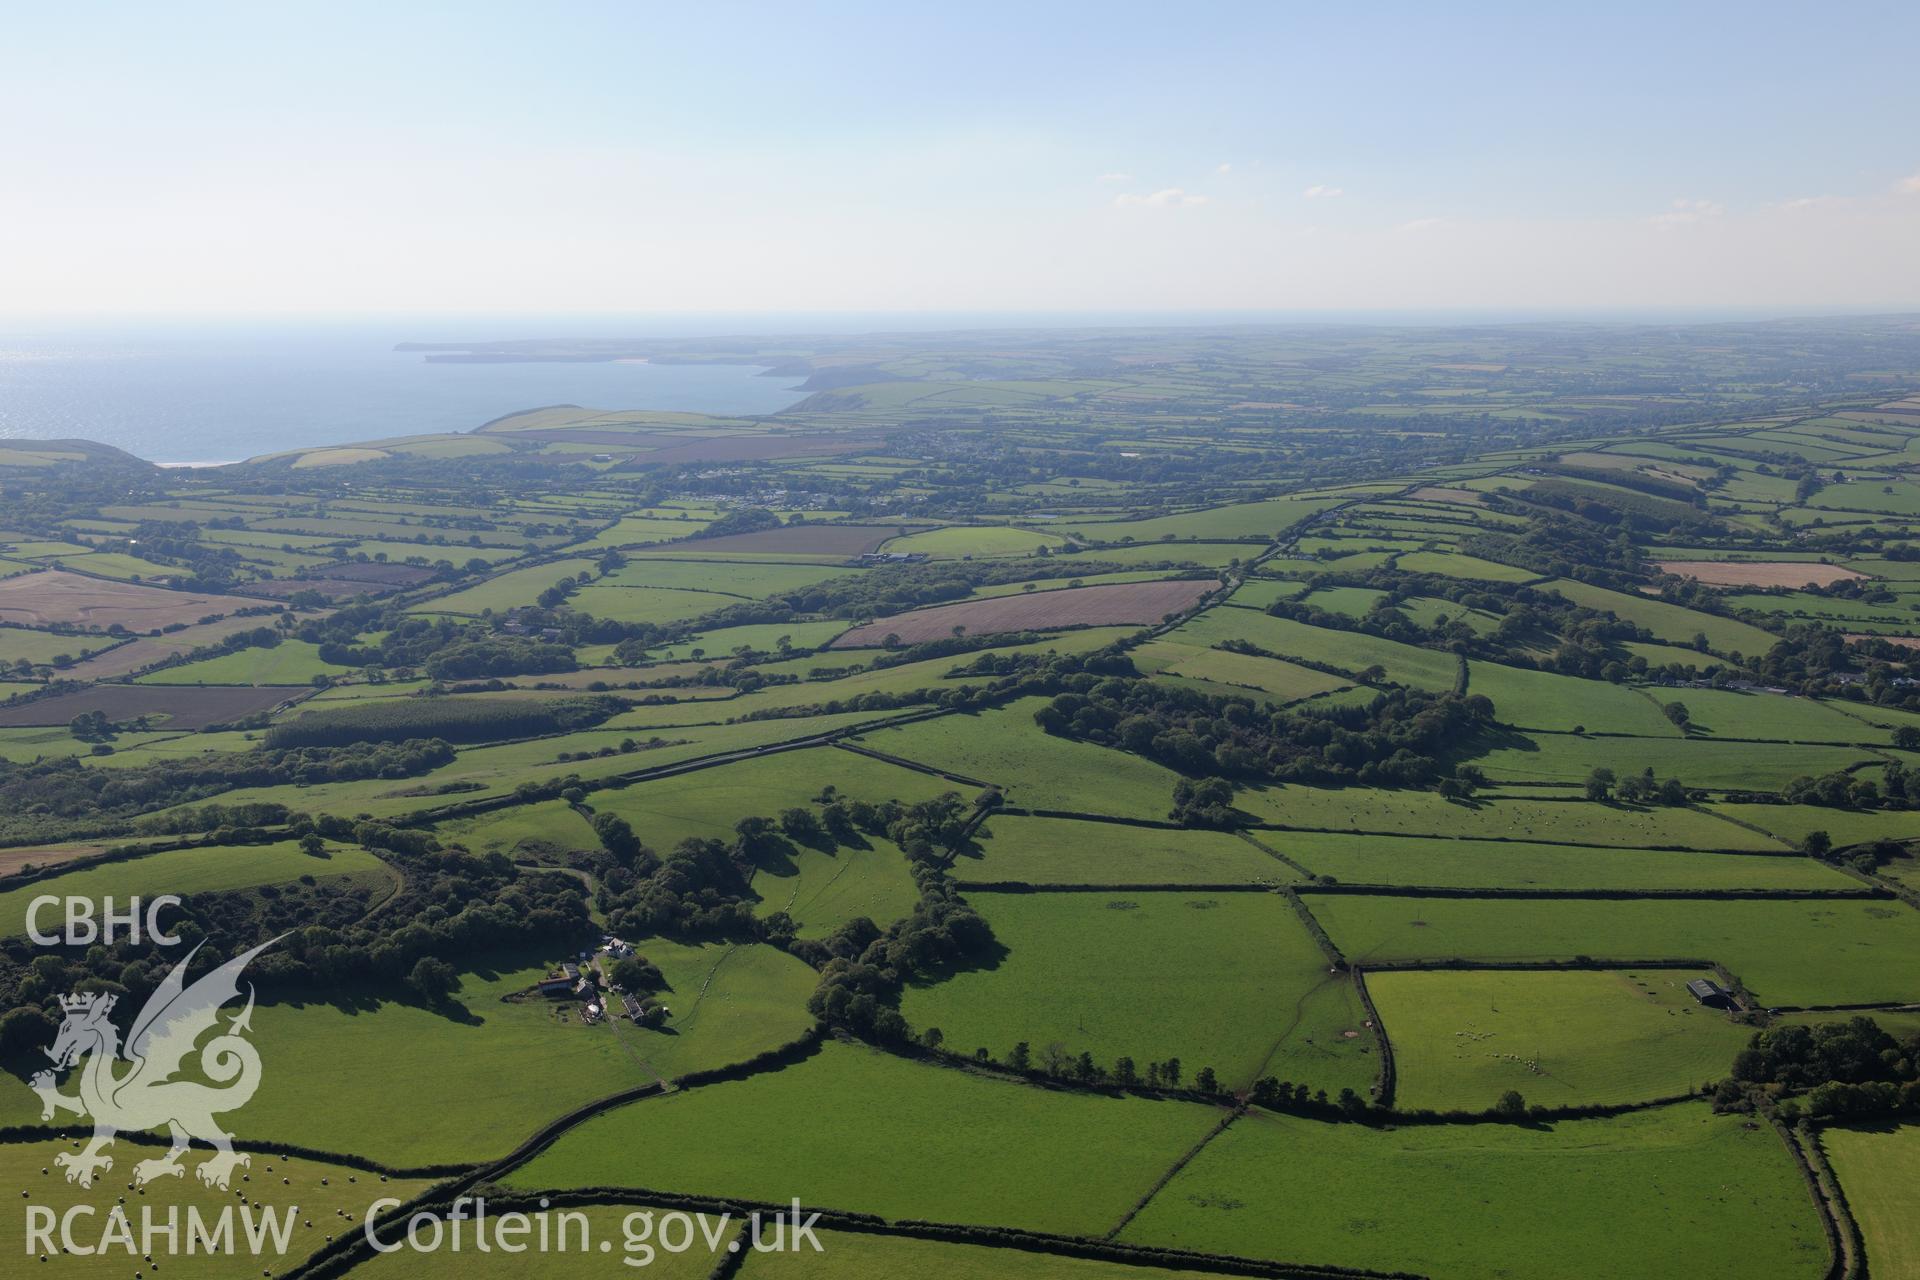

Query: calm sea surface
left=0, top=320, right=806, bottom=464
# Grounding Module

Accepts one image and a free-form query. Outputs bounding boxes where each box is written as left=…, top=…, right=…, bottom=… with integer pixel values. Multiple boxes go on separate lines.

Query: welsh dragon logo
left=31, top=937, right=278, bottom=1191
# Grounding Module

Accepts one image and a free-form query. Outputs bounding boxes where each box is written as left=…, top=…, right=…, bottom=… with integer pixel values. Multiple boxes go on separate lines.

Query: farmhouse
left=535, top=975, right=574, bottom=999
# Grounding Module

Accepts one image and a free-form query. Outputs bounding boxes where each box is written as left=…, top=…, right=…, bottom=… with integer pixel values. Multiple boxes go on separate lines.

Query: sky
left=3, top=1, right=1918, bottom=316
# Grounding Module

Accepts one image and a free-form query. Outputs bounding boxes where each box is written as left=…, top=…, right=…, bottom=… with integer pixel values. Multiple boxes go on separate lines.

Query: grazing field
left=851, top=699, right=1186, bottom=818
left=959, top=814, right=1294, bottom=884
left=1393, top=549, right=1540, bottom=582
left=0, top=681, right=308, bottom=728
left=1466, top=662, right=1684, bottom=735
left=1466, top=733, right=1876, bottom=789
left=645, top=619, right=854, bottom=658
left=414, top=559, right=600, bottom=615
left=1542, top=578, right=1779, bottom=653
left=0, top=1139, right=435, bottom=1280
left=1310, top=894, right=1920, bottom=1007
left=591, top=746, right=957, bottom=851
left=1131, top=639, right=1351, bottom=702
left=904, top=890, right=1374, bottom=1091
left=754, top=831, right=923, bottom=937
left=659, top=523, right=905, bottom=557
left=28, top=939, right=822, bottom=1166
left=830, top=579, right=1210, bottom=648
left=505, top=1040, right=1223, bottom=1238
left=1656, top=560, right=1866, bottom=588
left=1368, top=968, right=1750, bottom=1110
left=1240, top=784, right=1777, bottom=849
left=1277, top=830, right=1854, bottom=891
left=138, top=637, right=347, bottom=685
left=0, top=568, right=271, bottom=629
left=568, top=583, right=741, bottom=624
left=1820, top=1122, right=1920, bottom=1280
left=0, top=627, right=119, bottom=667
left=1061, top=496, right=1339, bottom=543
left=1120, top=1105, right=1824, bottom=1280
left=433, top=798, right=600, bottom=857
left=737, top=1231, right=1230, bottom=1280
left=1169, top=609, right=1462, bottom=691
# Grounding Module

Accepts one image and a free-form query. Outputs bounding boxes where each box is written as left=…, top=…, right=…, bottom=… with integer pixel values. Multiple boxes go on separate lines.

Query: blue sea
left=0, top=318, right=813, bottom=464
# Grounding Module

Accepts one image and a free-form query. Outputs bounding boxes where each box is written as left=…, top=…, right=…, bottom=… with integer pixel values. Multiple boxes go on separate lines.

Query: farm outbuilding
left=1685, top=978, right=1730, bottom=1007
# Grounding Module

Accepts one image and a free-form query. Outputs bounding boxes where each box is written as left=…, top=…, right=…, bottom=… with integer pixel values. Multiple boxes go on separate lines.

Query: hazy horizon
left=4, top=2, right=1916, bottom=316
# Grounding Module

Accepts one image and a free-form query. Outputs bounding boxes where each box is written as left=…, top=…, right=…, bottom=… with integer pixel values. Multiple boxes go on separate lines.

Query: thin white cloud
left=1398, top=217, right=1442, bottom=232
left=1096, top=172, right=1133, bottom=183
left=1303, top=184, right=1344, bottom=199
left=1216, top=162, right=1232, bottom=175
left=1899, top=172, right=1920, bottom=194
left=1646, top=197, right=1726, bottom=227
left=1113, top=187, right=1209, bottom=208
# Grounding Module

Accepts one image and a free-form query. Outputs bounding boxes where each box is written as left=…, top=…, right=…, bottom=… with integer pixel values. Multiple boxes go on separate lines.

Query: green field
left=1543, top=579, right=1779, bottom=654
left=1466, top=732, right=1877, bottom=789
left=591, top=745, right=956, bottom=851
left=1169, top=609, right=1461, bottom=691
left=1062, top=496, right=1339, bottom=543
left=505, top=1040, right=1223, bottom=1237
left=904, top=890, right=1374, bottom=1091
left=0, top=1139, right=436, bottom=1280
left=1120, top=1105, right=1824, bottom=1280
left=961, top=814, right=1294, bottom=884
left=1311, top=894, right=1920, bottom=1006
left=851, top=698, right=1185, bottom=819
left=738, top=1231, right=1229, bottom=1279
left=1277, top=830, right=1853, bottom=891
left=1368, top=968, right=1750, bottom=1110
left=433, top=798, right=599, bottom=857
left=414, top=559, right=600, bottom=615
left=1131, top=639, right=1351, bottom=701
left=1821, top=1121, right=1920, bottom=1280
left=139, top=638, right=348, bottom=685
left=1465, top=662, right=1683, bottom=735
left=1394, top=549, right=1540, bottom=582
left=1820, top=1120, right=1912, bottom=1280
left=0, top=940, right=819, bottom=1165
left=1239, top=784, right=1777, bottom=849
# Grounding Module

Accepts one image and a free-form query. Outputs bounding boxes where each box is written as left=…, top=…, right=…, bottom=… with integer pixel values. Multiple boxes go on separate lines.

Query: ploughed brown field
left=1655, top=560, right=1867, bottom=588
left=1848, top=634, right=1920, bottom=650
left=831, top=578, right=1214, bottom=648
left=1410, top=486, right=1484, bottom=505
left=0, top=569, right=273, bottom=630
left=0, top=683, right=310, bottom=729
left=0, top=844, right=114, bottom=878
left=663, top=524, right=911, bottom=557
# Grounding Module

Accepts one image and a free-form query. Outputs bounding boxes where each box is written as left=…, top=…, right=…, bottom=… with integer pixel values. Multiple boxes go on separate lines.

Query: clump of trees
left=265, top=693, right=623, bottom=749
left=1716, top=1017, right=1920, bottom=1121
left=0, top=738, right=458, bottom=844
left=1035, top=680, right=1493, bottom=790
